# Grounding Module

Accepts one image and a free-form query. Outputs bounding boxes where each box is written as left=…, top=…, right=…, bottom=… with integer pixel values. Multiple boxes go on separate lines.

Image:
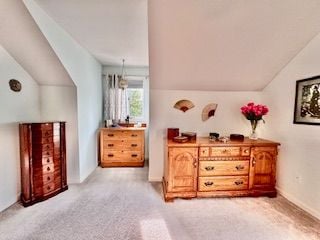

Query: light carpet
left=0, top=166, right=319, bottom=240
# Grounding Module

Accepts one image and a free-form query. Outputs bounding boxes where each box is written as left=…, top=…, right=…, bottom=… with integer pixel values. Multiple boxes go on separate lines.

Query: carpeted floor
left=0, top=166, right=319, bottom=240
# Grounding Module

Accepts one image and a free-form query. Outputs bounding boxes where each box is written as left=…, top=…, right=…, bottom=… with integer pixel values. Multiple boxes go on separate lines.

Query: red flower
left=240, top=102, right=268, bottom=121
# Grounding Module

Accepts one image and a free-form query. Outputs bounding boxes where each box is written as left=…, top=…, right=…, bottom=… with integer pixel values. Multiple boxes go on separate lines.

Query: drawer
left=103, top=150, right=142, bottom=162
left=102, top=130, right=143, bottom=140
left=199, top=161, right=249, bottom=176
left=42, top=173, right=55, bottom=185
left=122, top=131, right=143, bottom=139
left=198, top=176, right=248, bottom=191
left=241, top=147, right=250, bottom=156
left=43, top=180, right=61, bottom=195
left=210, top=147, right=241, bottom=157
left=32, top=123, right=53, bottom=131
left=41, top=164, right=55, bottom=174
left=199, top=147, right=210, bottom=157
left=103, top=140, right=142, bottom=150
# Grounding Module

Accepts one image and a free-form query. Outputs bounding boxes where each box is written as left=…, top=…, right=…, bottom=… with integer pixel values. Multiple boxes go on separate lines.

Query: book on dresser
left=163, top=137, right=280, bottom=202
left=19, top=122, right=68, bottom=206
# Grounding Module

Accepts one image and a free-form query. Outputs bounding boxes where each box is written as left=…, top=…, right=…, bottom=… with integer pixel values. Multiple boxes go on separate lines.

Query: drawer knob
left=132, top=154, right=138, bottom=157
left=204, top=181, right=214, bottom=186
left=47, top=186, right=51, bottom=190
left=235, top=180, right=244, bottom=185
left=107, top=144, right=114, bottom=147
left=131, top=144, right=138, bottom=147
left=107, top=154, right=114, bottom=157
left=205, top=166, right=215, bottom=171
left=47, top=176, right=51, bottom=181
left=131, top=134, right=138, bottom=137
left=107, top=134, right=114, bottom=137
left=47, top=166, right=50, bottom=171
left=235, top=165, right=244, bottom=170
left=47, top=158, right=50, bottom=163
left=244, top=149, right=249, bottom=153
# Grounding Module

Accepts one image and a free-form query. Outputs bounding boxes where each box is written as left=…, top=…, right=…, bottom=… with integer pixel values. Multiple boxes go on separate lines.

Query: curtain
left=104, top=74, right=128, bottom=124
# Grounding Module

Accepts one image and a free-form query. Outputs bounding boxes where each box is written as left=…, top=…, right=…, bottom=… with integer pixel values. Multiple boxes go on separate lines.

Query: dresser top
left=167, top=137, right=280, bottom=147
left=100, top=127, right=146, bottom=131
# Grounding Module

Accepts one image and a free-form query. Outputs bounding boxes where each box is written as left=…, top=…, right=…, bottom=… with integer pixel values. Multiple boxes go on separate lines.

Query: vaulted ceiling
left=34, top=0, right=148, bottom=67
left=148, top=0, right=320, bottom=90
left=4, top=0, right=320, bottom=90
left=0, top=0, right=74, bottom=86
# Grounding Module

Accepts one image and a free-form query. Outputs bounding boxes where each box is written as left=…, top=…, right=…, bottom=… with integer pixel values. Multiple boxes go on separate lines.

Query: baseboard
left=148, top=177, right=162, bottom=182
left=276, top=186, right=320, bottom=220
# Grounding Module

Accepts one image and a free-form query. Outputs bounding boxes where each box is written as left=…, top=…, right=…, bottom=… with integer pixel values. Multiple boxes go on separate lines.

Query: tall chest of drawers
left=19, top=122, right=68, bottom=206
left=163, top=137, right=279, bottom=202
left=100, top=128, right=145, bottom=167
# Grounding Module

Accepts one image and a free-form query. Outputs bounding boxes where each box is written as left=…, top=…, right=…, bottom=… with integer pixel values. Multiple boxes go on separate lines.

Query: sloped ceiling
left=19, top=0, right=320, bottom=90
left=148, top=0, right=320, bottom=90
left=34, top=0, right=148, bottom=67
left=0, top=0, right=74, bottom=86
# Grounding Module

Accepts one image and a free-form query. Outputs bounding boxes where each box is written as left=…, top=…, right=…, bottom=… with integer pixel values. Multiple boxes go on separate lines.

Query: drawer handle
left=131, top=134, right=138, bottom=137
left=47, top=158, right=50, bottom=163
left=47, top=176, right=51, bottom=181
left=235, top=180, right=244, bottom=185
left=131, top=144, right=138, bottom=147
left=107, top=144, right=114, bottom=147
left=205, top=166, right=215, bottom=171
left=108, top=134, right=114, bottom=137
left=47, top=166, right=51, bottom=171
left=108, top=154, right=114, bottom=157
left=47, top=185, right=51, bottom=190
left=235, top=165, right=244, bottom=170
left=132, top=154, right=138, bottom=157
left=222, top=149, right=230, bottom=153
left=204, top=181, right=214, bottom=186
left=46, top=145, right=50, bottom=150
left=243, top=149, right=249, bottom=154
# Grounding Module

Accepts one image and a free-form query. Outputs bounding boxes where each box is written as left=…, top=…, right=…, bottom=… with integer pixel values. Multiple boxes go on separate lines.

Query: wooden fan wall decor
left=174, top=99, right=195, bottom=112
left=202, top=103, right=218, bottom=121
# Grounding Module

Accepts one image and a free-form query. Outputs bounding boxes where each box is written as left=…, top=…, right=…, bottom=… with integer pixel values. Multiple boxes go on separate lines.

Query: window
left=127, top=79, right=144, bottom=121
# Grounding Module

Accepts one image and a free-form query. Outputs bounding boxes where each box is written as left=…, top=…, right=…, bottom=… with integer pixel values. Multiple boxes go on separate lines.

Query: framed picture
left=294, top=75, right=320, bottom=125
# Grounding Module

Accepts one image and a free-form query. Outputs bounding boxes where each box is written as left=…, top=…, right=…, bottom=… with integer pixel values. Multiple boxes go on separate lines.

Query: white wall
left=39, top=86, right=79, bottom=183
left=24, top=0, right=103, bottom=182
left=262, top=33, right=320, bottom=219
left=0, top=45, right=40, bottom=211
left=149, top=90, right=262, bottom=181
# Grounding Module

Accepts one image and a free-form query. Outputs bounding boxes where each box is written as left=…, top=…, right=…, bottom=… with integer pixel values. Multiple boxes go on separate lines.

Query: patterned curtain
left=104, top=74, right=128, bottom=124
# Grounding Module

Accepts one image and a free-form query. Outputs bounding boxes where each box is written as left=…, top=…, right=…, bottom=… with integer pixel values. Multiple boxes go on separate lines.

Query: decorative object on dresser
left=181, top=132, right=197, bottom=141
left=202, top=103, right=218, bottom=121
left=294, top=75, right=320, bottom=125
left=167, top=128, right=179, bottom=140
left=229, top=134, right=244, bottom=142
left=173, top=99, right=195, bottom=112
left=240, top=102, right=269, bottom=140
left=19, top=122, right=68, bottom=207
left=100, top=127, right=145, bottom=167
left=163, top=137, right=280, bottom=202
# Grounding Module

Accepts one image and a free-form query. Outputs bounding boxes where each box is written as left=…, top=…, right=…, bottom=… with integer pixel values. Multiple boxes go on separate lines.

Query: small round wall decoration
left=9, top=79, right=22, bottom=92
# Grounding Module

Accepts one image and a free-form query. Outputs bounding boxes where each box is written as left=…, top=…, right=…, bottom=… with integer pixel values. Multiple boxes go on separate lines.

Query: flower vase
left=249, top=120, right=258, bottom=140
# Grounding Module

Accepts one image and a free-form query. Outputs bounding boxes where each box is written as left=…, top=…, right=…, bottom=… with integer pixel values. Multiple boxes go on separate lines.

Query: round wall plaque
left=9, top=79, right=22, bottom=92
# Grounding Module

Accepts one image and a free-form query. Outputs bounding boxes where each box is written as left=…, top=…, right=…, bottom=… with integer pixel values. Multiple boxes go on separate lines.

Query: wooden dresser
left=19, top=122, right=68, bottom=206
left=100, top=128, right=145, bottom=167
left=163, top=137, right=280, bottom=202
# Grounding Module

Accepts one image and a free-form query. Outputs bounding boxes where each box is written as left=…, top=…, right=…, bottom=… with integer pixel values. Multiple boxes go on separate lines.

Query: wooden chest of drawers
left=19, top=122, right=68, bottom=206
left=163, top=137, right=279, bottom=202
left=100, top=128, right=145, bottom=167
